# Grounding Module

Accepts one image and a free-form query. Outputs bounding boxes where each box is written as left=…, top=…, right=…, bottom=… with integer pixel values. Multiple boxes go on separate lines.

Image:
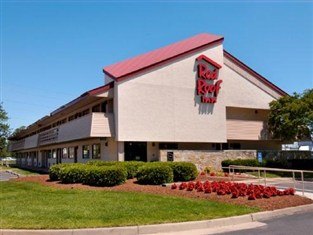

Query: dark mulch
left=14, top=175, right=313, bottom=211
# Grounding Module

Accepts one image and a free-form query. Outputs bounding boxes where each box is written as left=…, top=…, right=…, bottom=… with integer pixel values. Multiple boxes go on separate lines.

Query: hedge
left=122, top=161, right=146, bottom=179
left=87, top=160, right=145, bottom=179
left=49, top=163, right=78, bottom=181
left=221, top=159, right=263, bottom=168
left=50, top=161, right=197, bottom=186
left=137, top=163, right=173, bottom=185
left=168, top=162, right=198, bottom=182
left=86, top=160, right=117, bottom=167
left=83, top=165, right=127, bottom=186
left=58, top=164, right=87, bottom=184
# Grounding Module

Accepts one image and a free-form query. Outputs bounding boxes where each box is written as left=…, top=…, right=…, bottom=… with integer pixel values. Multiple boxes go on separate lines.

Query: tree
left=11, top=126, right=26, bottom=138
left=0, top=103, right=10, bottom=157
left=268, top=89, right=313, bottom=141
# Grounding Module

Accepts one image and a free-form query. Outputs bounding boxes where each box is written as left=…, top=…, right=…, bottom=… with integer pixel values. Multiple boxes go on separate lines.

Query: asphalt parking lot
left=221, top=211, right=313, bottom=235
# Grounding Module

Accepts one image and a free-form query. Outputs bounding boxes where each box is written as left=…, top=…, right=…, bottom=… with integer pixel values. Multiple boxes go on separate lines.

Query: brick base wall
left=160, top=150, right=257, bottom=171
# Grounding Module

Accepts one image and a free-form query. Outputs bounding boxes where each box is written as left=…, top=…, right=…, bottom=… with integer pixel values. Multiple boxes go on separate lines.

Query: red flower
left=171, top=183, right=177, bottom=190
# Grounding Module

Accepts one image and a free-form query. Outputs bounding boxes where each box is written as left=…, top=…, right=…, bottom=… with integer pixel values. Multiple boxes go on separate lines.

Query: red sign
left=196, top=55, right=223, bottom=103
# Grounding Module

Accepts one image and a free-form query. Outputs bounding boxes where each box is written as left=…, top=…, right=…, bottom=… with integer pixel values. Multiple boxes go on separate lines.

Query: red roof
left=84, top=81, right=114, bottom=96
left=103, top=33, right=224, bottom=81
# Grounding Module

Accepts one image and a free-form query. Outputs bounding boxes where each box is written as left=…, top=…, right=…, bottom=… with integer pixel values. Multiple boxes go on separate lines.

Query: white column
left=117, top=141, right=124, bottom=162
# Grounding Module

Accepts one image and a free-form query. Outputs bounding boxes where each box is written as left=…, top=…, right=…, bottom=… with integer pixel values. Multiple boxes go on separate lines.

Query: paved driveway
left=0, top=171, right=18, bottom=181
left=221, top=211, right=313, bottom=235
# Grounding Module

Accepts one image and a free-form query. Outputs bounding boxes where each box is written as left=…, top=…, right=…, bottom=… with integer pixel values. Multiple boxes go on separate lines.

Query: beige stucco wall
left=222, top=63, right=277, bottom=109
left=115, top=43, right=227, bottom=143
left=114, top=42, right=281, bottom=144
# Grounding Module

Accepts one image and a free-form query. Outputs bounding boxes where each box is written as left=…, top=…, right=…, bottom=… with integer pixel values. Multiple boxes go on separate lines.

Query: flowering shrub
left=172, top=180, right=295, bottom=200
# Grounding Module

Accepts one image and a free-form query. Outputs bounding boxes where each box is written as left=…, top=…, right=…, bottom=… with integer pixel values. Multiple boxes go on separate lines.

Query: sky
left=1, top=0, right=313, bottom=131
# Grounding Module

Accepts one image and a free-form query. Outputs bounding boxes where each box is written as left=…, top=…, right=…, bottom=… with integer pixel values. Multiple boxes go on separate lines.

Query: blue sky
left=1, top=1, right=313, bottom=131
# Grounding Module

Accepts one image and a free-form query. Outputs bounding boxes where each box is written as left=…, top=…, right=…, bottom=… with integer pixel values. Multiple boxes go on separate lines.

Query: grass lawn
left=0, top=181, right=258, bottom=229
left=247, top=171, right=286, bottom=178
left=247, top=171, right=313, bottom=179
left=0, top=165, right=39, bottom=176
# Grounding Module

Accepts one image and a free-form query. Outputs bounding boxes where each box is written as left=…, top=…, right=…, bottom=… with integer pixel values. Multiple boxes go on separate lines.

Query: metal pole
left=264, top=170, right=267, bottom=186
left=292, top=171, right=296, bottom=190
left=231, top=167, right=234, bottom=182
left=301, top=171, right=304, bottom=196
left=228, top=166, right=231, bottom=181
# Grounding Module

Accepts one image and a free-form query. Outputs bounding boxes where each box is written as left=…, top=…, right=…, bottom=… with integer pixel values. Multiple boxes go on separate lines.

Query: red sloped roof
left=103, top=33, right=224, bottom=80
left=84, top=81, right=114, bottom=96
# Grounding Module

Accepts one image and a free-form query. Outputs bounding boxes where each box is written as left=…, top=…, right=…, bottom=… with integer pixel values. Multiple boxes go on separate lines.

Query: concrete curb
left=1, top=204, right=313, bottom=235
left=5, top=170, right=20, bottom=178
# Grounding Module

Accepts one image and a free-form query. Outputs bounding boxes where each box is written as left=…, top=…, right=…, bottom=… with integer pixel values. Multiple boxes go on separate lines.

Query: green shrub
left=137, top=163, right=173, bottom=185
left=49, top=163, right=74, bottom=181
left=87, top=160, right=145, bottom=179
left=221, top=159, right=263, bottom=168
left=49, top=164, right=63, bottom=181
left=122, top=161, right=146, bottom=179
left=59, top=164, right=87, bottom=184
left=86, top=160, right=117, bottom=167
left=83, top=165, right=127, bottom=186
left=169, top=162, right=198, bottom=182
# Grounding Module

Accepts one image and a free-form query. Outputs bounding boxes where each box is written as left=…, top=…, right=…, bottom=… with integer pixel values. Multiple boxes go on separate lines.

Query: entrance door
left=124, top=142, right=147, bottom=162
left=56, top=148, right=62, bottom=164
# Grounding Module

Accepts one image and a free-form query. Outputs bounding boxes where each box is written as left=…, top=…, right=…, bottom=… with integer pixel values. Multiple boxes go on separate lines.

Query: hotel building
left=9, top=33, right=287, bottom=170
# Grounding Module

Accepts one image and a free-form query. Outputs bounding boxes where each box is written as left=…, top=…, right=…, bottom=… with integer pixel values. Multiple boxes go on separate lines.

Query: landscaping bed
left=15, top=175, right=313, bottom=211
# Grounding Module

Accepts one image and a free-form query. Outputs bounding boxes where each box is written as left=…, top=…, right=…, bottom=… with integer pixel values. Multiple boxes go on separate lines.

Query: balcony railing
left=9, top=112, right=114, bottom=151
left=38, top=128, right=59, bottom=146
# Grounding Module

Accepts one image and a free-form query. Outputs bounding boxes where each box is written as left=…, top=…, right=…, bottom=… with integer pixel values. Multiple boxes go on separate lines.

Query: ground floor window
left=62, top=148, right=68, bottom=158
left=82, top=145, right=90, bottom=159
left=68, top=147, right=75, bottom=159
left=159, top=143, right=178, bottom=150
left=52, top=150, right=56, bottom=159
left=92, top=144, right=101, bottom=159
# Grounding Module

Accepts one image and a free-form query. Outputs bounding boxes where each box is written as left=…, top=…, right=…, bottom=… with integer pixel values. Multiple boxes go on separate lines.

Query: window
left=222, top=143, right=229, bottom=150
left=159, top=143, right=178, bottom=150
left=52, top=149, right=56, bottom=159
left=92, top=104, right=101, bottom=112
left=62, top=148, right=68, bottom=158
left=68, top=147, right=75, bottom=159
left=92, top=144, right=101, bottom=159
left=82, top=145, right=90, bottom=159
left=229, top=143, right=241, bottom=150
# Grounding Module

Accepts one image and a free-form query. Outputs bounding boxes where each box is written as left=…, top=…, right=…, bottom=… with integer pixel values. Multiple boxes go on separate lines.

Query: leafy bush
left=221, top=159, right=263, bottom=168
left=59, top=164, right=87, bottom=184
left=122, top=161, right=146, bottom=179
left=49, top=164, right=64, bottom=181
left=83, top=165, right=127, bottom=186
left=87, top=160, right=145, bottom=179
left=168, top=162, right=198, bottom=182
left=49, top=163, right=76, bottom=181
left=137, top=163, right=173, bottom=185
left=86, top=160, right=117, bottom=167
